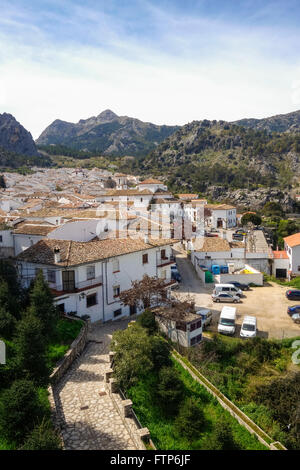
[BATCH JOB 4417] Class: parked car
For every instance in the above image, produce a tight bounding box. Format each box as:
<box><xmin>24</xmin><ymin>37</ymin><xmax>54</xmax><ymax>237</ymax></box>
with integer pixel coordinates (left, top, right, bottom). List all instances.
<box><xmin>235</xmin><ymin>229</ymin><xmax>246</xmax><ymax>235</ymax></box>
<box><xmin>171</xmin><ymin>264</ymin><xmax>178</xmax><ymax>270</ymax></box>
<box><xmin>292</xmin><ymin>313</ymin><xmax>300</xmax><ymax>324</ymax></box>
<box><xmin>205</xmin><ymin>232</ymin><xmax>219</xmax><ymax>237</ymax></box>
<box><xmin>287</xmin><ymin>305</ymin><xmax>300</xmax><ymax>316</ymax></box>
<box><xmin>196</xmin><ymin>308</ymin><xmax>212</xmax><ymax>328</ymax></box>
<box><xmin>232</xmin><ymin>233</ymin><xmax>244</xmax><ymax>241</ymax></box>
<box><xmin>171</xmin><ymin>270</ymin><xmax>182</xmax><ymax>282</ymax></box>
<box><xmin>212</xmin><ymin>292</ymin><xmax>240</xmax><ymax>303</ymax></box>
<box><xmin>240</xmin><ymin>315</ymin><xmax>257</xmax><ymax>338</ymax></box>
<box><xmin>213</xmin><ymin>283</ymin><xmax>243</xmax><ymax>297</ymax></box>
<box><xmin>229</xmin><ymin>281</ymin><xmax>250</xmax><ymax>291</ymax></box>
<box><xmin>286</xmin><ymin>290</ymin><xmax>300</xmax><ymax>300</ymax></box>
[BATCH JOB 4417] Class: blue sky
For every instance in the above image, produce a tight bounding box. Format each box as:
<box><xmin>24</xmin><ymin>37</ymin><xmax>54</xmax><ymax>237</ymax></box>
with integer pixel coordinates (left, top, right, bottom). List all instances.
<box><xmin>0</xmin><ymin>0</ymin><xmax>300</xmax><ymax>138</ymax></box>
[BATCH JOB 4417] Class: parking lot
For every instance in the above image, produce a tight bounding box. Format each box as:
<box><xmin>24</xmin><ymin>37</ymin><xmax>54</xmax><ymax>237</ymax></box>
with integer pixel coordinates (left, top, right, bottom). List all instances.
<box><xmin>173</xmin><ymin>246</ymin><xmax>300</xmax><ymax>339</ymax></box>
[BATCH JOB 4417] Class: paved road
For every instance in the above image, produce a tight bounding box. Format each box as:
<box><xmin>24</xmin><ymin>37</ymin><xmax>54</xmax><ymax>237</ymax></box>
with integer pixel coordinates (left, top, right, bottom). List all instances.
<box><xmin>52</xmin><ymin>319</ymin><xmax>137</xmax><ymax>450</ymax></box>
<box><xmin>172</xmin><ymin>246</ymin><xmax>300</xmax><ymax>339</ymax></box>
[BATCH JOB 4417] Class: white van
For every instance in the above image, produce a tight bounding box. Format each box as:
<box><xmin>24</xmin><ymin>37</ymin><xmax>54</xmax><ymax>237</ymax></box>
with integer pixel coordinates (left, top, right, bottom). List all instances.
<box><xmin>214</xmin><ymin>283</ymin><xmax>242</xmax><ymax>297</ymax></box>
<box><xmin>240</xmin><ymin>316</ymin><xmax>257</xmax><ymax>338</ymax></box>
<box><xmin>218</xmin><ymin>306</ymin><xmax>236</xmax><ymax>336</ymax></box>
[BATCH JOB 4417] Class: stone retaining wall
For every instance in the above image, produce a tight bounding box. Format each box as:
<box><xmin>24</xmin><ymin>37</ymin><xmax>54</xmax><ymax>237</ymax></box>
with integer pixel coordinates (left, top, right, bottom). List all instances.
<box><xmin>50</xmin><ymin>317</ymin><xmax>89</xmax><ymax>384</ymax></box>
<box><xmin>173</xmin><ymin>351</ymin><xmax>287</xmax><ymax>451</ymax></box>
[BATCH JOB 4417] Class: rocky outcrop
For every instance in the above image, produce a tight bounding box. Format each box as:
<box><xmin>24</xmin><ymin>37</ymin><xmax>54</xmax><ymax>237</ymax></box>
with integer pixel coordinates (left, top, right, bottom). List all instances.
<box><xmin>234</xmin><ymin>109</ymin><xmax>300</xmax><ymax>133</ymax></box>
<box><xmin>36</xmin><ymin>109</ymin><xmax>179</xmax><ymax>157</ymax></box>
<box><xmin>206</xmin><ymin>186</ymin><xmax>297</xmax><ymax>212</ymax></box>
<box><xmin>0</xmin><ymin>113</ymin><xmax>39</xmax><ymax>156</ymax></box>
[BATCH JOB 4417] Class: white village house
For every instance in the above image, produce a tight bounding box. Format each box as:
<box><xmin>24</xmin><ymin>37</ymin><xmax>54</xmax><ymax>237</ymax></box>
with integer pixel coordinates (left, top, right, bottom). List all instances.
<box><xmin>16</xmin><ymin>236</ymin><xmax>176</xmax><ymax>323</ymax></box>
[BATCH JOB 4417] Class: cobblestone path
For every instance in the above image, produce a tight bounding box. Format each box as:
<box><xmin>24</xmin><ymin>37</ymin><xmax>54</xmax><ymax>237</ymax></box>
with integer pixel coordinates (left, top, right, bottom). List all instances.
<box><xmin>52</xmin><ymin>319</ymin><xmax>136</xmax><ymax>450</ymax></box>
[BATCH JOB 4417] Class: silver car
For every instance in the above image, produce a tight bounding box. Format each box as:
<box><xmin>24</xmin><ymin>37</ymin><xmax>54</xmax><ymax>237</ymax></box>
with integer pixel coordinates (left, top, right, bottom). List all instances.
<box><xmin>212</xmin><ymin>293</ymin><xmax>240</xmax><ymax>303</ymax></box>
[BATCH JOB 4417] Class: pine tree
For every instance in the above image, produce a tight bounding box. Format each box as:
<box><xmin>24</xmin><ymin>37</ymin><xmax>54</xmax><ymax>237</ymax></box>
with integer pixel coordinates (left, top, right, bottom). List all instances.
<box><xmin>14</xmin><ymin>313</ymin><xmax>49</xmax><ymax>385</ymax></box>
<box><xmin>28</xmin><ymin>270</ymin><xmax>59</xmax><ymax>339</ymax></box>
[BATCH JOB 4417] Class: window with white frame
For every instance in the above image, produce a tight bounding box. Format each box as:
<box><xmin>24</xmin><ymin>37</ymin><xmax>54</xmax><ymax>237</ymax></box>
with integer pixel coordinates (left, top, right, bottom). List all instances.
<box><xmin>113</xmin><ymin>285</ymin><xmax>120</xmax><ymax>297</ymax></box>
<box><xmin>86</xmin><ymin>265</ymin><xmax>95</xmax><ymax>280</ymax></box>
<box><xmin>47</xmin><ymin>269</ymin><xmax>56</xmax><ymax>284</ymax></box>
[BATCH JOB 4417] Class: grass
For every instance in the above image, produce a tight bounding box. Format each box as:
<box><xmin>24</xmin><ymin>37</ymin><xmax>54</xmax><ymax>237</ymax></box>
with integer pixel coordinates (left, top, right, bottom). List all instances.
<box><xmin>127</xmin><ymin>357</ymin><xmax>267</xmax><ymax>450</ymax></box>
<box><xmin>46</xmin><ymin>318</ymin><xmax>84</xmax><ymax>367</ymax></box>
<box><xmin>264</xmin><ymin>273</ymin><xmax>300</xmax><ymax>289</ymax></box>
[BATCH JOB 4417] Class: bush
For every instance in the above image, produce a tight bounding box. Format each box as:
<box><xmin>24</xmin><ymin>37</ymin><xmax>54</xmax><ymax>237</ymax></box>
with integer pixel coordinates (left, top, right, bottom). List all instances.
<box><xmin>0</xmin><ymin>308</ymin><xmax>16</xmax><ymax>339</ymax></box>
<box><xmin>111</xmin><ymin>324</ymin><xmax>153</xmax><ymax>389</ymax></box>
<box><xmin>0</xmin><ymin>379</ymin><xmax>45</xmax><ymax>443</ymax></box>
<box><xmin>157</xmin><ymin>366</ymin><xmax>185</xmax><ymax>416</ymax></box>
<box><xmin>21</xmin><ymin>419</ymin><xmax>62</xmax><ymax>450</ymax></box>
<box><xmin>202</xmin><ymin>416</ymin><xmax>238</xmax><ymax>450</ymax></box>
<box><xmin>150</xmin><ymin>336</ymin><xmax>171</xmax><ymax>370</ymax></box>
<box><xmin>137</xmin><ymin>310</ymin><xmax>157</xmax><ymax>335</ymax></box>
<box><xmin>174</xmin><ymin>397</ymin><xmax>205</xmax><ymax>439</ymax></box>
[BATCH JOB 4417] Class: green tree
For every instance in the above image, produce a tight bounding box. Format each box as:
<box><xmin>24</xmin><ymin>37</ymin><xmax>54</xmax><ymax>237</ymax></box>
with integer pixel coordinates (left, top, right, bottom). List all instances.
<box><xmin>14</xmin><ymin>314</ymin><xmax>49</xmax><ymax>385</ymax></box>
<box><xmin>174</xmin><ymin>397</ymin><xmax>205</xmax><ymax>439</ymax></box>
<box><xmin>157</xmin><ymin>366</ymin><xmax>185</xmax><ymax>416</ymax></box>
<box><xmin>0</xmin><ymin>175</ymin><xmax>6</xmax><ymax>188</ymax></box>
<box><xmin>241</xmin><ymin>213</ymin><xmax>262</xmax><ymax>227</ymax></box>
<box><xmin>28</xmin><ymin>270</ymin><xmax>59</xmax><ymax>339</ymax></box>
<box><xmin>202</xmin><ymin>416</ymin><xmax>238</xmax><ymax>450</ymax></box>
<box><xmin>150</xmin><ymin>336</ymin><xmax>171</xmax><ymax>370</ymax></box>
<box><xmin>0</xmin><ymin>379</ymin><xmax>45</xmax><ymax>444</ymax></box>
<box><xmin>137</xmin><ymin>309</ymin><xmax>157</xmax><ymax>335</ymax></box>
<box><xmin>111</xmin><ymin>323</ymin><xmax>153</xmax><ymax>389</ymax></box>
<box><xmin>21</xmin><ymin>418</ymin><xmax>62</xmax><ymax>450</ymax></box>
<box><xmin>262</xmin><ymin>201</ymin><xmax>284</xmax><ymax>218</ymax></box>
<box><xmin>0</xmin><ymin>306</ymin><xmax>16</xmax><ymax>339</ymax></box>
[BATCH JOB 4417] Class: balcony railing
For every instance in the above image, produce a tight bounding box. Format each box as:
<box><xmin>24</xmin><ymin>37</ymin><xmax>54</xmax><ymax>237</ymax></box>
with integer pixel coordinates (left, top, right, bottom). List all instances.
<box><xmin>157</xmin><ymin>256</ymin><xmax>175</xmax><ymax>268</ymax></box>
<box><xmin>50</xmin><ymin>275</ymin><xmax>103</xmax><ymax>295</ymax></box>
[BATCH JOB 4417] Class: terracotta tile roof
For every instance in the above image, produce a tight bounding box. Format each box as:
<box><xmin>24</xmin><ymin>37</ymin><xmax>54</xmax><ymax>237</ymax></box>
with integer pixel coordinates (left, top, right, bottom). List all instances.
<box><xmin>13</xmin><ymin>224</ymin><xmax>57</xmax><ymax>236</ymax></box>
<box><xmin>103</xmin><ymin>189</ymin><xmax>153</xmax><ymax>196</ymax></box>
<box><xmin>16</xmin><ymin>236</ymin><xmax>177</xmax><ymax>267</ymax></box>
<box><xmin>177</xmin><ymin>194</ymin><xmax>199</xmax><ymax>199</ymax></box>
<box><xmin>139</xmin><ymin>179</ymin><xmax>163</xmax><ymax>185</ymax></box>
<box><xmin>284</xmin><ymin>233</ymin><xmax>300</xmax><ymax>248</ymax></box>
<box><xmin>273</xmin><ymin>250</ymin><xmax>289</xmax><ymax>259</ymax></box>
<box><xmin>193</xmin><ymin>237</ymin><xmax>230</xmax><ymax>252</ymax></box>
<box><xmin>205</xmin><ymin>204</ymin><xmax>236</xmax><ymax>210</ymax></box>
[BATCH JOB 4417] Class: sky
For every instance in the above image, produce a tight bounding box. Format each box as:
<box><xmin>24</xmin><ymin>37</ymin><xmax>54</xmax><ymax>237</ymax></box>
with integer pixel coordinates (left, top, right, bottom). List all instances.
<box><xmin>0</xmin><ymin>0</ymin><xmax>300</xmax><ymax>139</ymax></box>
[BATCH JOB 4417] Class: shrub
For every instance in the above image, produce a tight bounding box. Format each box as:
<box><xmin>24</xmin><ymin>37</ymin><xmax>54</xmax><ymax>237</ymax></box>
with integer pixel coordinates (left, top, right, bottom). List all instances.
<box><xmin>137</xmin><ymin>310</ymin><xmax>157</xmax><ymax>335</ymax></box>
<box><xmin>202</xmin><ymin>416</ymin><xmax>238</xmax><ymax>450</ymax></box>
<box><xmin>157</xmin><ymin>366</ymin><xmax>185</xmax><ymax>416</ymax></box>
<box><xmin>0</xmin><ymin>379</ymin><xmax>45</xmax><ymax>443</ymax></box>
<box><xmin>150</xmin><ymin>336</ymin><xmax>172</xmax><ymax>370</ymax></box>
<box><xmin>174</xmin><ymin>397</ymin><xmax>205</xmax><ymax>439</ymax></box>
<box><xmin>21</xmin><ymin>419</ymin><xmax>62</xmax><ymax>450</ymax></box>
<box><xmin>111</xmin><ymin>324</ymin><xmax>153</xmax><ymax>389</ymax></box>
<box><xmin>0</xmin><ymin>308</ymin><xmax>16</xmax><ymax>339</ymax></box>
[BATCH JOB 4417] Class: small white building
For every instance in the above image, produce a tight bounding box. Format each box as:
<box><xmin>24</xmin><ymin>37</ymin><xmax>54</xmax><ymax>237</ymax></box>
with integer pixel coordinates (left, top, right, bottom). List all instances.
<box><xmin>284</xmin><ymin>233</ymin><xmax>300</xmax><ymax>277</ymax></box>
<box><xmin>137</xmin><ymin>179</ymin><xmax>167</xmax><ymax>193</ymax></box>
<box><xmin>206</xmin><ymin>204</ymin><xmax>237</xmax><ymax>229</ymax></box>
<box><xmin>154</xmin><ymin>306</ymin><xmax>203</xmax><ymax>347</ymax></box>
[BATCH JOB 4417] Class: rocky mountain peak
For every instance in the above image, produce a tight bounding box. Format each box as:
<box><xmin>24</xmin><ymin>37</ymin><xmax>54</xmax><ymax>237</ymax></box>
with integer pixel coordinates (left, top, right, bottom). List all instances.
<box><xmin>0</xmin><ymin>112</ymin><xmax>39</xmax><ymax>156</ymax></box>
<box><xmin>97</xmin><ymin>109</ymin><xmax>118</xmax><ymax>121</ymax></box>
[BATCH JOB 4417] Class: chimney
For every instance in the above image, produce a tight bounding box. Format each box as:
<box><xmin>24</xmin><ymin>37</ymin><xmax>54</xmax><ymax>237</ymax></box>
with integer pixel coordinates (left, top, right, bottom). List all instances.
<box><xmin>144</xmin><ymin>235</ymin><xmax>149</xmax><ymax>244</ymax></box>
<box><xmin>54</xmin><ymin>247</ymin><xmax>61</xmax><ymax>263</ymax></box>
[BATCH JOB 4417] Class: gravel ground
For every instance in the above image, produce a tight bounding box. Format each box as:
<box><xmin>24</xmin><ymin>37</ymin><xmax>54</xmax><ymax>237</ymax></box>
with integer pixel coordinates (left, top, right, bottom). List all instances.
<box><xmin>172</xmin><ymin>245</ymin><xmax>300</xmax><ymax>340</ymax></box>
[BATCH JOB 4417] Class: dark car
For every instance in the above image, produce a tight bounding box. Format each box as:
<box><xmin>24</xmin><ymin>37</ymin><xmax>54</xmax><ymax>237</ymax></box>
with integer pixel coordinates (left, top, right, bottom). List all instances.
<box><xmin>232</xmin><ymin>233</ymin><xmax>244</xmax><ymax>241</ymax></box>
<box><xmin>287</xmin><ymin>305</ymin><xmax>300</xmax><ymax>316</ymax></box>
<box><xmin>171</xmin><ymin>270</ymin><xmax>182</xmax><ymax>282</ymax></box>
<box><xmin>286</xmin><ymin>290</ymin><xmax>300</xmax><ymax>300</ymax></box>
<box><xmin>230</xmin><ymin>281</ymin><xmax>250</xmax><ymax>291</ymax></box>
